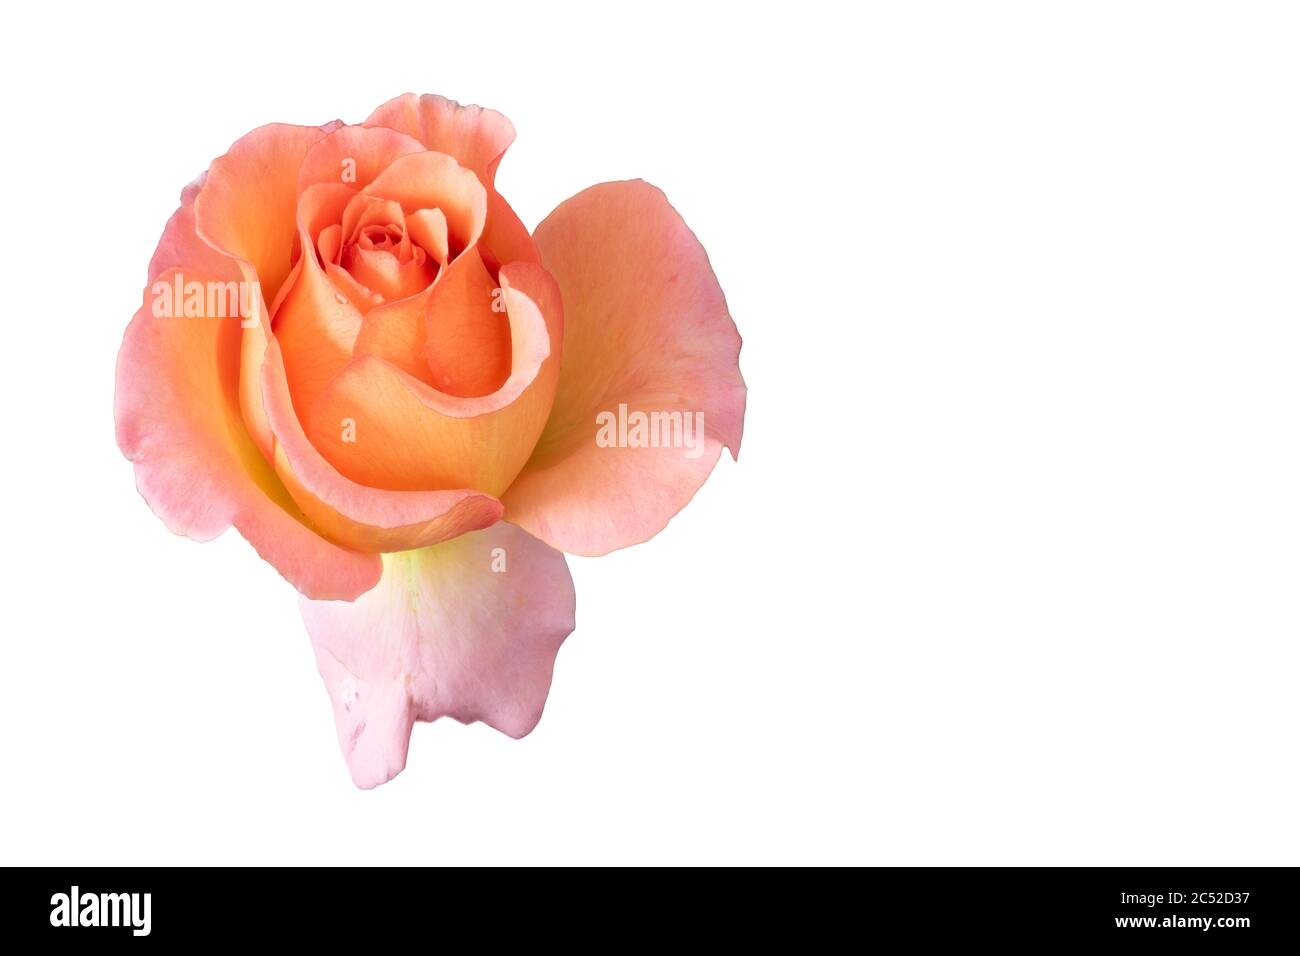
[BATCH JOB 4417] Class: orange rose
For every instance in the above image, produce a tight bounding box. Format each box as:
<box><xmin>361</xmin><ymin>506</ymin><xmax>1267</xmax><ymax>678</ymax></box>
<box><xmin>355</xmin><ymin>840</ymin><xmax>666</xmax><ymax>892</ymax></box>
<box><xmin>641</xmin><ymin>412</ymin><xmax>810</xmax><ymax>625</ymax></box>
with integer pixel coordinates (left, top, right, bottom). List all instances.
<box><xmin>115</xmin><ymin>94</ymin><xmax>745</xmax><ymax>787</ymax></box>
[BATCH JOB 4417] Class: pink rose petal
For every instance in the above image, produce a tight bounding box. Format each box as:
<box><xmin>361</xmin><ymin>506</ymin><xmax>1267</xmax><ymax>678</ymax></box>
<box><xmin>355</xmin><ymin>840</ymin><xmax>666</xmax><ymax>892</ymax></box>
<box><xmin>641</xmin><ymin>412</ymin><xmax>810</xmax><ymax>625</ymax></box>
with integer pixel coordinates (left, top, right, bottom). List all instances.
<box><xmin>302</xmin><ymin>522</ymin><xmax>576</xmax><ymax>788</ymax></box>
<box><xmin>503</xmin><ymin>180</ymin><xmax>747</xmax><ymax>555</ymax></box>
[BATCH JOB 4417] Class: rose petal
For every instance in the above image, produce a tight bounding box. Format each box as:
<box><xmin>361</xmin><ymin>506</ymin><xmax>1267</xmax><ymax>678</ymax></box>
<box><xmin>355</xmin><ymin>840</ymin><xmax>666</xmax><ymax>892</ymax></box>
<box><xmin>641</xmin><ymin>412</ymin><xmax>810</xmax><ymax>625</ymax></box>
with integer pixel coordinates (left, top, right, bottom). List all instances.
<box><xmin>365</xmin><ymin>95</ymin><xmax>538</xmax><ymax>270</ymax></box>
<box><xmin>480</xmin><ymin>191</ymin><xmax>541</xmax><ymax>273</ymax></box>
<box><xmin>302</xmin><ymin>521</ymin><xmax>576</xmax><ymax>788</ymax></box>
<box><xmin>307</xmin><ymin>262</ymin><xmax>562</xmax><ymax>494</ymax></box>
<box><xmin>148</xmin><ymin>174</ymin><xmax>235</xmax><ymax>283</ymax></box>
<box><xmin>192</xmin><ymin>122</ymin><xmax>335</xmax><ymax>459</ymax></box>
<box><xmin>344</xmin><ymin>245</ymin><xmax>435</xmax><ymax>302</ymax></box>
<box><xmin>502</xmin><ymin>180</ymin><xmax>746</xmax><ymax>555</ymax></box>
<box><xmin>254</xmin><ymin>334</ymin><xmax>503</xmax><ymax>553</ymax></box>
<box><xmin>273</xmin><ymin>183</ymin><xmax>365</xmax><ymax>420</ymax></box>
<box><xmin>422</xmin><ymin>247</ymin><xmax>511</xmax><ymax>397</ymax></box>
<box><xmin>193</xmin><ymin>122</ymin><xmax>333</xmax><ymax>304</ymax></box>
<box><xmin>340</xmin><ymin>194</ymin><xmax>402</xmax><ymax>250</ymax></box>
<box><xmin>295</xmin><ymin>124</ymin><xmax>425</xmax><ymax>197</ymax></box>
<box><xmin>365</xmin><ymin>93</ymin><xmax>515</xmax><ymax>189</ymax></box>
<box><xmin>348</xmin><ymin>207</ymin><xmax>453</xmax><ymax>384</ymax></box>
<box><xmin>325</xmin><ymin>261</ymin><xmax>383</xmax><ymax>314</ymax></box>
<box><xmin>360</xmin><ymin>150</ymin><xmax>487</xmax><ymax>255</ymax></box>
<box><xmin>350</xmin><ymin>284</ymin><xmax>439</xmax><ymax>385</ymax></box>
<box><xmin>406</xmin><ymin>207</ymin><xmax>450</xmax><ymax>263</ymax></box>
<box><xmin>116</xmin><ymin>270</ymin><xmax>381</xmax><ymax>600</ymax></box>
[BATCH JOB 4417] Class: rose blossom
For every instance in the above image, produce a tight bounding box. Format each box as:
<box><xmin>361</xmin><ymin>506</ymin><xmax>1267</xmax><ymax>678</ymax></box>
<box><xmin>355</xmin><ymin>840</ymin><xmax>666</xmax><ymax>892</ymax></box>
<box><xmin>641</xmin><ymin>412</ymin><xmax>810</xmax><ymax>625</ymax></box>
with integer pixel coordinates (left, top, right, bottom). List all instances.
<box><xmin>115</xmin><ymin>93</ymin><xmax>746</xmax><ymax>787</ymax></box>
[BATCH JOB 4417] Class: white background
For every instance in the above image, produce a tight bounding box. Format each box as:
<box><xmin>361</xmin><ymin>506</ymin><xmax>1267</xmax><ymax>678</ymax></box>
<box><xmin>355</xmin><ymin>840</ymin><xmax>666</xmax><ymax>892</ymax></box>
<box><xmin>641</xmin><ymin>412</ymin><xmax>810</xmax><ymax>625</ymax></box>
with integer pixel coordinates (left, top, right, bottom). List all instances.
<box><xmin>1</xmin><ymin>1</ymin><xmax>1297</xmax><ymax>865</ymax></box>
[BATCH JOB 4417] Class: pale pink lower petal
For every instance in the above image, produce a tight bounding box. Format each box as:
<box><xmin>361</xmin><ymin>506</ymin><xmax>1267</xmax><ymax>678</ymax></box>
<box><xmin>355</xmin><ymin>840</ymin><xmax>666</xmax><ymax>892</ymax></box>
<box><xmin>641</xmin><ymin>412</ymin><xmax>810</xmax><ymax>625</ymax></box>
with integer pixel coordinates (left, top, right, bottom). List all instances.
<box><xmin>302</xmin><ymin>522</ymin><xmax>576</xmax><ymax>788</ymax></box>
<box><xmin>502</xmin><ymin>180</ymin><xmax>746</xmax><ymax>555</ymax></box>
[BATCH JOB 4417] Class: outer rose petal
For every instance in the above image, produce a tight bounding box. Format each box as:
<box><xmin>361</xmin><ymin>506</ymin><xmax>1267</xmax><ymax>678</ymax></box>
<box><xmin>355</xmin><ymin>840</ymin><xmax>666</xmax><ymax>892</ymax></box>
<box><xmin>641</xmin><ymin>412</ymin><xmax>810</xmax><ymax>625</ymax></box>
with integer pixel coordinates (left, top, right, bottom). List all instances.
<box><xmin>148</xmin><ymin>174</ymin><xmax>234</xmax><ymax>283</ymax></box>
<box><xmin>258</xmin><ymin>335</ymin><xmax>504</xmax><ymax>553</ymax></box>
<box><xmin>193</xmin><ymin>122</ymin><xmax>334</xmax><ymax>303</ymax></box>
<box><xmin>191</xmin><ymin>121</ymin><xmax>336</xmax><ymax>460</ymax></box>
<box><xmin>365</xmin><ymin>94</ymin><xmax>539</xmax><ymax>270</ymax></box>
<box><xmin>116</xmin><ymin>270</ymin><xmax>381</xmax><ymax>601</ymax></box>
<box><xmin>295</xmin><ymin>123</ymin><xmax>425</xmax><ymax>196</ymax></box>
<box><xmin>365</xmin><ymin>93</ymin><xmax>515</xmax><ymax>188</ymax></box>
<box><xmin>302</xmin><ymin>522</ymin><xmax>576</xmax><ymax>788</ymax></box>
<box><xmin>502</xmin><ymin>180</ymin><xmax>747</xmax><ymax>555</ymax></box>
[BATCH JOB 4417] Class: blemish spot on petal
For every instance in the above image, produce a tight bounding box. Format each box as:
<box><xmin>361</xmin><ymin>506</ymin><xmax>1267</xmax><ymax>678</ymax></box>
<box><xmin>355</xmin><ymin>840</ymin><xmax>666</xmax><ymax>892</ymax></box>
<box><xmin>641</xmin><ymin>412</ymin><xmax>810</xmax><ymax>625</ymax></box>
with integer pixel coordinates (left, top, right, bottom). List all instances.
<box><xmin>348</xmin><ymin>720</ymin><xmax>367</xmax><ymax>754</ymax></box>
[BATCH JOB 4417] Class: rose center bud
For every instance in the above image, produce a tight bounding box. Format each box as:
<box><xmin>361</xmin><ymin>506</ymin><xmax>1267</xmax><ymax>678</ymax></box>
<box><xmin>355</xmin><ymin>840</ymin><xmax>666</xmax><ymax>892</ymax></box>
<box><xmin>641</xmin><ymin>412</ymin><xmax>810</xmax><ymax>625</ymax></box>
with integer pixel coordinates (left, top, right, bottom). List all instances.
<box><xmin>339</xmin><ymin>212</ymin><xmax>438</xmax><ymax>304</ymax></box>
<box><xmin>357</xmin><ymin>223</ymin><xmax>402</xmax><ymax>252</ymax></box>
